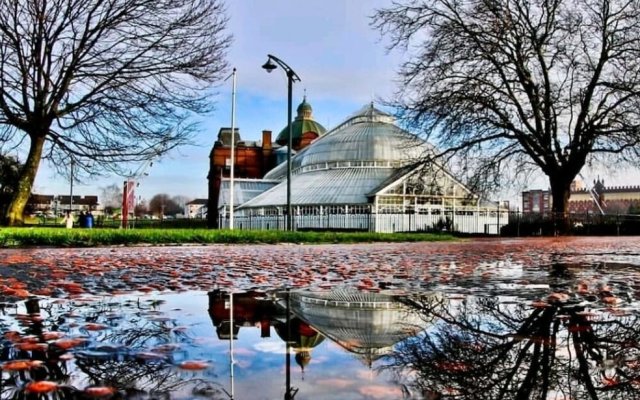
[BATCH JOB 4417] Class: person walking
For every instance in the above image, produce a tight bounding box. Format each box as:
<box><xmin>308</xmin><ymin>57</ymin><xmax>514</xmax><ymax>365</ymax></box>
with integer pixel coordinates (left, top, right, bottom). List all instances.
<box><xmin>79</xmin><ymin>211</ymin><xmax>87</xmax><ymax>228</ymax></box>
<box><xmin>62</xmin><ymin>211</ymin><xmax>74</xmax><ymax>229</ymax></box>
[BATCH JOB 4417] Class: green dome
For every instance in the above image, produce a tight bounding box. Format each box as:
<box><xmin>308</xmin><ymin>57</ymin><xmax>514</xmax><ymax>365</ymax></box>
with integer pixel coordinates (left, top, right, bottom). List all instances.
<box><xmin>276</xmin><ymin>119</ymin><xmax>327</xmax><ymax>145</ymax></box>
<box><xmin>276</xmin><ymin>97</ymin><xmax>326</xmax><ymax>146</ymax></box>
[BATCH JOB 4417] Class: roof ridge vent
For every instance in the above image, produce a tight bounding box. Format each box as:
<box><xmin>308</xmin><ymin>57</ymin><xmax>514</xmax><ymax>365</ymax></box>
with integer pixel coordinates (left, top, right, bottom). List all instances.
<box><xmin>331</xmin><ymin>104</ymin><xmax>395</xmax><ymax>132</ymax></box>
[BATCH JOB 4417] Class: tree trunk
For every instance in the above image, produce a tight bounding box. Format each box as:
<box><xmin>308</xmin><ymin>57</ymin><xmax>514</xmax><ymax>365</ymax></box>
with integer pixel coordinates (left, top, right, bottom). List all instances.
<box><xmin>4</xmin><ymin>135</ymin><xmax>46</xmax><ymax>226</ymax></box>
<box><xmin>549</xmin><ymin>176</ymin><xmax>572</xmax><ymax>235</ymax></box>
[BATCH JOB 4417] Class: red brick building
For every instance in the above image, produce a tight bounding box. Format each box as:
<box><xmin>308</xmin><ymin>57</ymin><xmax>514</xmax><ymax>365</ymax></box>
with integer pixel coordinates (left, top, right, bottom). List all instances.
<box><xmin>521</xmin><ymin>189</ymin><xmax>551</xmax><ymax>214</ymax></box>
<box><xmin>522</xmin><ymin>178</ymin><xmax>640</xmax><ymax>215</ymax></box>
<box><xmin>207</xmin><ymin>98</ymin><xmax>327</xmax><ymax>228</ymax></box>
<box><xmin>570</xmin><ymin>182</ymin><xmax>640</xmax><ymax>214</ymax></box>
<box><xmin>207</xmin><ymin>128</ymin><xmax>276</xmax><ymax>227</ymax></box>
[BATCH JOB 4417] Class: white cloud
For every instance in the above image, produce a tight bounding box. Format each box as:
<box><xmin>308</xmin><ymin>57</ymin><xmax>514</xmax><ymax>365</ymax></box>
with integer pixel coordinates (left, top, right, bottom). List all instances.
<box><xmin>253</xmin><ymin>340</ymin><xmax>287</xmax><ymax>354</ymax></box>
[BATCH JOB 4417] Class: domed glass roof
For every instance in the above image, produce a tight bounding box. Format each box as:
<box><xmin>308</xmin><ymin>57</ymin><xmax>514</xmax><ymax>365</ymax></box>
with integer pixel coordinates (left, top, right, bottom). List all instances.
<box><xmin>238</xmin><ymin>104</ymin><xmax>434</xmax><ymax>208</ymax></box>
<box><xmin>296</xmin><ymin>105</ymin><xmax>426</xmax><ymax>168</ymax></box>
<box><xmin>264</xmin><ymin>104</ymin><xmax>429</xmax><ymax>180</ymax></box>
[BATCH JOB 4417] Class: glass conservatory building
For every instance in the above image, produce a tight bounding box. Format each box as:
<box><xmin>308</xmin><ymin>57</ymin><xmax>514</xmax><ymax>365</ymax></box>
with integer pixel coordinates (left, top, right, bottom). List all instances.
<box><xmin>220</xmin><ymin>105</ymin><xmax>508</xmax><ymax>233</ymax></box>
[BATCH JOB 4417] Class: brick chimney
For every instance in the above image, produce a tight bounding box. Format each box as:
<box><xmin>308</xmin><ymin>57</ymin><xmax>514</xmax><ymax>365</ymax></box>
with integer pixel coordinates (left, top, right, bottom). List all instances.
<box><xmin>262</xmin><ymin>130</ymin><xmax>272</xmax><ymax>150</ymax></box>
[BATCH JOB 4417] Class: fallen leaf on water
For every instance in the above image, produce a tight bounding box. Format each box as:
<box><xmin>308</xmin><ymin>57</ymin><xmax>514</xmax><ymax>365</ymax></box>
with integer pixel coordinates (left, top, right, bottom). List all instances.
<box><xmin>1</xmin><ymin>360</ymin><xmax>43</xmax><ymax>371</ymax></box>
<box><xmin>15</xmin><ymin>342</ymin><xmax>48</xmax><ymax>352</ymax></box>
<box><xmin>84</xmin><ymin>386</ymin><xmax>116</xmax><ymax>398</ymax></box>
<box><xmin>83</xmin><ymin>323</ymin><xmax>108</xmax><ymax>331</ymax></box>
<box><xmin>177</xmin><ymin>360</ymin><xmax>210</xmax><ymax>370</ymax></box>
<box><xmin>25</xmin><ymin>381</ymin><xmax>58</xmax><ymax>394</ymax></box>
<box><xmin>52</xmin><ymin>338</ymin><xmax>87</xmax><ymax>350</ymax></box>
<box><xmin>42</xmin><ymin>331</ymin><xmax>66</xmax><ymax>341</ymax></box>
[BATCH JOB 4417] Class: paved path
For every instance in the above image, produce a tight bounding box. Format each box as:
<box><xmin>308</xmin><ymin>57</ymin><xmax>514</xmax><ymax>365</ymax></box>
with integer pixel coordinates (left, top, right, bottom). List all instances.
<box><xmin>0</xmin><ymin>237</ymin><xmax>639</xmax><ymax>303</ymax></box>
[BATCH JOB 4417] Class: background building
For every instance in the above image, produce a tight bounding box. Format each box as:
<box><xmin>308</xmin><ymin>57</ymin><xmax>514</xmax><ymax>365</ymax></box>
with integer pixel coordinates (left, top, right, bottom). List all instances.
<box><xmin>185</xmin><ymin>198</ymin><xmax>208</xmax><ymax>219</ymax></box>
<box><xmin>521</xmin><ymin>189</ymin><xmax>552</xmax><ymax>214</ymax></box>
<box><xmin>27</xmin><ymin>194</ymin><xmax>100</xmax><ymax>216</ymax></box>
<box><xmin>568</xmin><ymin>178</ymin><xmax>640</xmax><ymax>214</ymax></box>
<box><xmin>522</xmin><ymin>178</ymin><xmax>640</xmax><ymax>215</ymax></box>
<box><xmin>274</xmin><ymin>96</ymin><xmax>327</xmax><ymax>152</ymax></box>
<box><xmin>207</xmin><ymin>128</ymin><xmax>276</xmax><ymax>227</ymax></box>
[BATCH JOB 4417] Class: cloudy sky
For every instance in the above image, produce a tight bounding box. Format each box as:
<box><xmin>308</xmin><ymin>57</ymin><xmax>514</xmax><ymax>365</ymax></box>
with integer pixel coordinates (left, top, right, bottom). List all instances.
<box><xmin>34</xmin><ymin>0</ymin><xmax>402</xmax><ymax>202</ymax></box>
<box><xmin>33</xmin><ymin>0</ymin><xmax>637</xmax><ymax>205</ymax></box>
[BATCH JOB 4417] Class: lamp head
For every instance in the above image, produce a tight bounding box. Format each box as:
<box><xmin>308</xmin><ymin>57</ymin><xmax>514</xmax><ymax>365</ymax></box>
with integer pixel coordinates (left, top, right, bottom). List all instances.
<box><xmin>262</xmin><ymin>58</ymin><xmax>277</xmax><ymax>73</ymax></box>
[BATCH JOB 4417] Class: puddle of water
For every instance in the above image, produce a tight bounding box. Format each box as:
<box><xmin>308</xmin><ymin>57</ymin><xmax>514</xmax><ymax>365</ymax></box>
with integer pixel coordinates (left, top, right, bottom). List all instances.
<box><xmin>2</xmin><ymin>238</ymin><xmax>640</xmax><ymax>399</ymax></box>
<box><xmin>1</xmin><ymin>290</ymin><xmax>417</xmax><ymax>400</ymax></box>
<box><xmin>2</xmin><ymin>283</ymin><xmax>640</xmax><ymax>399</ymax></box>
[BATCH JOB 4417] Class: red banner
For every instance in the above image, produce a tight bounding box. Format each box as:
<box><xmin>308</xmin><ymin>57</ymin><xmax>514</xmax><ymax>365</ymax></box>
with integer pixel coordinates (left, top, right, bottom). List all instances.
<box><xmin>126</xmin><ymin>180</ymin><xmax>135</xmax><ymax>211</ymax></box>
<box><xmin>122</xmin><ymin>180</ymin><xmax>136</xmax><ymax>228</ymax></box>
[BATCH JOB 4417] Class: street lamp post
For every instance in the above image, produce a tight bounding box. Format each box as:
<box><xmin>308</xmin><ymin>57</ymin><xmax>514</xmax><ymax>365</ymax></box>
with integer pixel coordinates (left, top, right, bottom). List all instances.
<box><xmin>262</xmin><ymin>54</ymin><xmax>300</xmax><ymax>231</ymax></box>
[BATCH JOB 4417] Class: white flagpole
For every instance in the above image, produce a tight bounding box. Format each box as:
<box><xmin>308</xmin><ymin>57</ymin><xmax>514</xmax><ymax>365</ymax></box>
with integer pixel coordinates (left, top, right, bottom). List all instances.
<box><xmin>229</xmin><ymin>68</ymin><xmax>237</xmax><ymax>229</ymax></box>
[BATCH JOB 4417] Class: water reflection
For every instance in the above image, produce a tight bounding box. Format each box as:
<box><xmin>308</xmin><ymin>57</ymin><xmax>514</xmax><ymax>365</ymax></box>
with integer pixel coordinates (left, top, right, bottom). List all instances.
<box><xmin>207</xmin><ymin>289</ymin><xmax>325</xmax><ymax>399</ymax></box>
<box><xmin>1</xmin><ymin>296</ymin><xmax>225</xmax><ymax>400</ymax></box>
<box><xmin>384</xmin><ymin>294</ymin><xmax>640</xmax><ymax>399</ymax></box>
<box><xmin>2</xmin><ymin>282</ymin><xmax>640</xmax><ymax>399</ymax></box>
<box><xmin>285</xmin><ymin>290</ymin><xmax>433</xmax><ymax>367</ymax></box>
<box><xmin>207</xmin><ymin>288</ymin><xmax>437</xmax><ymax>399</ymax></box>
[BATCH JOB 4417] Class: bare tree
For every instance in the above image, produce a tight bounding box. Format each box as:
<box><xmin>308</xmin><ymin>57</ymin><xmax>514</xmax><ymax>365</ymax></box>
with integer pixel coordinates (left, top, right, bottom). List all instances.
<box><xmin>134</xmin><ymin>199</ymin><xmax>148</xmax><ymax>217</ymax></box>
<box><xmin>171</xmin><ymin>195</ymin><xmax>191</xmax><ymax>216</ymax></box>
<box><xmin>0</xmin><ymin>0</ymin><xmax>230</xmax><ymax>225</ymax></box>
<box><xmin>100</xmin><ymin>183</ymin><xmax>121</xmax><ymax>215</ymax></box>
<box><xmin>388</xmin><ymin>292</ymin><xmax>640</xmax><ymax>399</ymax></box>
<box><xmin>373</xmin><ymin>0</ymin><xmax>640</xmax><ymax>228</ymax></box>
<box><xmin>149</xmin><ymin>193</ymin><xmax>180</xmax><ymax>217</ymax></box>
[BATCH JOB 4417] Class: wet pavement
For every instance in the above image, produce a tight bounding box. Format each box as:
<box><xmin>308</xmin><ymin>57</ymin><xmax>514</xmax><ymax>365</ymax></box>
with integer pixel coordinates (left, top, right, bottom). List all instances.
<box><xmin>0</xmin><ymin>237</ymin><xmax>640</xmax><ymax>399</ymax></box>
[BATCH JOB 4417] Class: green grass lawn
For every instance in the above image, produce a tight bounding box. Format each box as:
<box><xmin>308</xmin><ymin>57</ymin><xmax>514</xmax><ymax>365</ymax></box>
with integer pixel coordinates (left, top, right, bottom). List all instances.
<box><xmin>0</xmin><ymin>227</ymin><xmax>455</xmax><ymax>247</ymax></box>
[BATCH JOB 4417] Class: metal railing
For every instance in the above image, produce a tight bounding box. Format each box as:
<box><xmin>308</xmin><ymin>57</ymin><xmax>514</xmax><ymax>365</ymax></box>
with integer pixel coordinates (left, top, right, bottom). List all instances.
<box><xmin>27</xmin><ymin>216</ymin><xmax>209</xmax><ymax>229</ymax></box>
<box><xmin>220</xmin><ymin>211</ymin><xmax>640</xmax><ymax>236</ymax></box>
<box><xmin>219</xmin><ymin>210</ymin><xmax>510</xmax><ymax>234</ymax></box>
<box><xmin>502</xmin><ymin>211</ymin><xmax>640</xmax><ymax>236</ymax></box>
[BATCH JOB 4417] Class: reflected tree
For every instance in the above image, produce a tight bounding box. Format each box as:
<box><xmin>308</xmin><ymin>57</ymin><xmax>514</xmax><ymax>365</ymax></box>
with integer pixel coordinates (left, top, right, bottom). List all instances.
<box><xmin>74</xmin><ymin>357</ymin><xmax>186</xmax><ymax>398</ymax></box>
<box><xmin>386</xmin><ymin>295</ymin><xmax>640</xmax><ymax>399</ymax></box>
<box><xmin>73</xmin><ymin>304</ymin><xmax>204</xmax><ymax>397</ymax></box>
<box><xmin>1</xmin><ymin>301</ymin><xmax>74</xmax><ymax>399</ymax></box>
<box><xmin>0</xmin><ymin>298</ymin><xmax>225</xmax><ymax>400</ymax></box>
